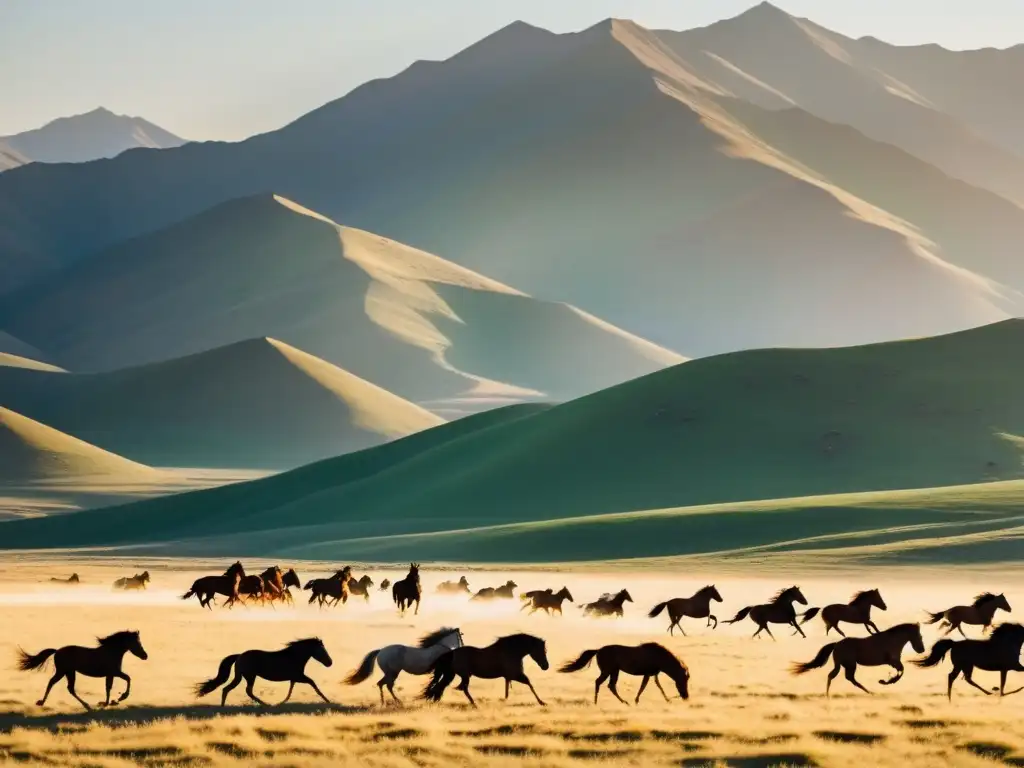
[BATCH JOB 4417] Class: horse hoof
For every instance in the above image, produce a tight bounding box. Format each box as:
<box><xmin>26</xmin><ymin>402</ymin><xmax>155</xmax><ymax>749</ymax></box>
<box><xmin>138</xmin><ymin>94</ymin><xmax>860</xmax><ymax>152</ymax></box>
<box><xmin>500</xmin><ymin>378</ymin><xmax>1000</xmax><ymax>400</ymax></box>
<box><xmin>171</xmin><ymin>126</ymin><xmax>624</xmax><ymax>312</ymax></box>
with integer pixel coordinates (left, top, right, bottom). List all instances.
<box><xmin>35</xmin><ymin>700</ymin><xmax>45</xmax><ymax>707</ymax></box>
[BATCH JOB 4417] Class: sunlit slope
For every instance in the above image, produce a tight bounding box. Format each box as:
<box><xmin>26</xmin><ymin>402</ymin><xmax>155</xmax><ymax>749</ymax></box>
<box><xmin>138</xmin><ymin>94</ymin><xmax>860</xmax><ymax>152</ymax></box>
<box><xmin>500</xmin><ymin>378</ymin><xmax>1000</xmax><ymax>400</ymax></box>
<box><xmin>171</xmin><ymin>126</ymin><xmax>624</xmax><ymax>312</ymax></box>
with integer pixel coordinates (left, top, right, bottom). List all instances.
<box><xmin>0</xmin><ymin>337</ymin><xmax>444</xmax><ymax>469</ymax></box>
<box><xmin>3</xmin><ymin>194</ymin><xmax>680</xmax><ymax>408</ymax></box>
<box><xmin>0</xmin><ymin>406</ymin><xmax>161</xmax><ymax>484</ymax></box>
<box><xmin>3</xmin><ymin>321</ymin><xmax>1024</xmax><ymax>554</ymax></box>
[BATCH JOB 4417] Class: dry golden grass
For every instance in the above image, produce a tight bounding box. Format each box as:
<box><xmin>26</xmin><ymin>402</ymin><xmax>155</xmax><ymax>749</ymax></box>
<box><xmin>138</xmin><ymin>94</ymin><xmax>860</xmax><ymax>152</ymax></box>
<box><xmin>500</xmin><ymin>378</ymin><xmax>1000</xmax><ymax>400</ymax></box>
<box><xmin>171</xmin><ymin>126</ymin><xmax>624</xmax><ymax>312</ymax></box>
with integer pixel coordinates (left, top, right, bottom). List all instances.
<box><xmin>2</xmin><ymin>559</ymin><xmax>1024</xmax><ymax>767</ymax></box>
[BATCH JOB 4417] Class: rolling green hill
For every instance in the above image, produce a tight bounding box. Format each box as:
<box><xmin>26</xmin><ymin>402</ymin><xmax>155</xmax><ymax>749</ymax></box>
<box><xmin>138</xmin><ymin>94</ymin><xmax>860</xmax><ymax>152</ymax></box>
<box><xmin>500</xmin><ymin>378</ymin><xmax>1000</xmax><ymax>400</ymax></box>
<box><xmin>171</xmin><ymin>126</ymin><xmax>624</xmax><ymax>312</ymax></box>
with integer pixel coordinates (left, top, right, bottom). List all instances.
<box><xmin>3</xmin><ymin>321</ymin><xmax>1024</xmax><ymax>562</ymax></box>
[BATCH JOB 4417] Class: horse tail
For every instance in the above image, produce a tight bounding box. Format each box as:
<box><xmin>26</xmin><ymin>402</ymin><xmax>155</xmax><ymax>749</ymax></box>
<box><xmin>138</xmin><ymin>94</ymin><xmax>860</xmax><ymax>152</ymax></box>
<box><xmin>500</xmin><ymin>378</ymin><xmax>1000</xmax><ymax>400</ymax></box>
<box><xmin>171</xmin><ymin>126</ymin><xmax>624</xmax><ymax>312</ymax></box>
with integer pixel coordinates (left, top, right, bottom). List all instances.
<box><xmin>559</xmin><ymin>649</ymin><xmax>599</xmax><ymax>673</ymax></box>
<box><xmin>420</xmin><ymin>650</ymin><xmax>455</xmax><ymax>702</ymax></box>
<box><xmin>17</xmin><ymin>648</ymin><xmax>56</xmax><ymax>672</ymax></box>
<box><xmin>307</xmin><ymin>589</ymin><xmax>319</xmax><ymax>605</ymax></box>
<box><xmin>790</xmin><ymin>643</ymin><xmax>837</xmax><ymax>675</ymax></box>
<box><xmin>648</xmin><ymin>602</ymin><xmax>668</xmax><ymax>619</ymax></box>
<box><xmin>181</xmin><ymin>587</ymin><xmax>196</xmax><ymax>601</ymax></box>
<box><xmin>194</xmin><ymin>654</ymin><xmax>239</xmax><ymax>696</ymax></box>
<box><xmin>724</xmin><ymin>606</ymin><xmax>753</xmax><ymax>624</ymax></box>
<box><xmin>344</xmin><ymin>649</ymin><xmax>380</xmax><ymax>685</ymax></box>
<box><xmin>800</xmin><ymin>607</ymin><xmax>820</xmax><ymax>625</ymax></box>
<box><xmin>913</xmin><ymin>639</ymin><xmax>955</xmax><ymax>668</ymax></box>
<box><xmin>924</xmin><ymin>610</ymin><xmax>946</xmax><ymax>625</ymax></box>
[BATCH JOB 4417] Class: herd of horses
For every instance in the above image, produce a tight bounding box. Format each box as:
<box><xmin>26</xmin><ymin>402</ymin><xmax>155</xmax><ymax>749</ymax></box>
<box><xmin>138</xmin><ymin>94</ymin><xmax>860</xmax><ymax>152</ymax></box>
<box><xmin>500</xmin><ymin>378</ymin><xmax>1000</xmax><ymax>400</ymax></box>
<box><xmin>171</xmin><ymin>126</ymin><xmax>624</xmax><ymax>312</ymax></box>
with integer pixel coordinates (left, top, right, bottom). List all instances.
<box><xmin>20</xmin><ymin>567</ymin><xmax>1023</xmax><ymax>711</ymax></box>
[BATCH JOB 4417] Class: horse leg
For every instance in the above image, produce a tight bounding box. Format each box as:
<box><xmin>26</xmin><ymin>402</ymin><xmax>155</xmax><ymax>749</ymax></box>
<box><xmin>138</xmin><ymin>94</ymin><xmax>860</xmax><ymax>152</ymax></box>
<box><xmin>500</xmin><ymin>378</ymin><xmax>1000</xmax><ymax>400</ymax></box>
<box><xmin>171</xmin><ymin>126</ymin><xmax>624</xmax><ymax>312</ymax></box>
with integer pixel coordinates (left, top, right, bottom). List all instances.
<box><xmin>244</xmin><ymin>675</ymin><xmax>271</xmax><ymax>706</ymax></box>
<box><xmin>999</xmin><ymin>670</ymin><xmax>1008</xmax><ymax>696</ymax></box>
<box><xmin>791</xmin><ymin>620</ymin><xmax>807</xmax><ymax>638</ymax></box>
<box><xmin>37</xmin><ymin>669</ymin><xmax>65</xmax><ymax>706</ymax></box>
<box><xmin>635</xmin><ymin>675</ymin><xmax>650</xmax><ymax>704</ymax></box>
<box><xmin>515</xmin><ymin>673</ymin><xmax>545</xmax><ymax>706</ymax></box>
<box><xmin>830</xmin><ymin>623</ymin><xmax>846</xmax><ymax>638</ymax></box>
<box><xmin>708</xmin><ymin>614</ymin><xmax>718</xmax><ymax>629</ymax></box>
<box><xmin>114</xmin><ymin>671</ymin><xmax>131</xmax><ymax>703</ymax></box>
<box><xmin>504</xmin><ymin>679</ymin><xmax>511</xmax><ymax>699</ymax></box>
<box><xmin>221</xmin><ymin>667</ymin><xmax>244</xmax><ymax>706</ymax></box>
<box><xmin>376</xmin><ymin>675</ymin><xmax>387</xmax><ymax>706</ymax></box>
<box><xmin>456</xmin><ymin>675</ymin><xmax>476</xmax><ymax>707</ymax></box>
<box><xmin>867</xmin><ymin>621</ymin><xmax>880</xmax><ymax>634</ymax></box>
<box><xmin>280</xmin><ymin>681</ymin><xmax>295</xmax><ymax>704</ymax></box>
<box><xmin>879</xmin><ymin>661</ymin><xmax>904</xmax><ymax>686</ymax></box>
<box><xmin>607</xmin><ymin>670</ymin><xmax>628</xmax><ymax>705</ymax></box>
<box><xmin>99</xmin><ymin>676</ymin><xmax>113</xmax><ymax>707</ymax></box>
<box><xmin>762</xmin><ymin>624</ymin><xmax>777</xmax><ymax>641</ymax></box>
<box><xmin>594</xmin><ymin>671</ymin><xmax>609</xmax><ymax>704</ymax></box>
<box><xmin>65</xmin><ymin>671</ymin><xmax>91</xmax><ymax>711</ymax></box>
<box><xmin>947</xmin><ymin>666</ymin><xmax>961</xmax><ymax>701</ymax></box>
<box><xmin>962</xmin><ymin>665</ymin><xmax>992</xmax><ymax>696</ymax></box>
<box><xmin>414</xmin><ymin>597</ymin><xmax>420</xmax><ymax>615</ymax></box>
<box><xmin>955</xmin><ymin>623</ymin><xmax>967</xmax><ymax>640</ymax></box>
<box><xmin>653</xmin><ymin>675</ymin><xmax>671</xmax><ymax>702</ymax></box>
<box><xmin>825</xmin><ymin>658</ymin><xmax>841</xmax><ymax>698</ymax></box>
<box><xmin>843</xmin><ymin>663</ymin><xmax>871</xmax><ymax>695</ymax></box>
<box><xmin>299</xmin><ymin>674</ymin><xmax>331</xmax><ymax>704</ymax></box>
<box><xmin>386</xmin><ymin>676</ymin><xmax>402</xmax><ymax>705</ymax></box>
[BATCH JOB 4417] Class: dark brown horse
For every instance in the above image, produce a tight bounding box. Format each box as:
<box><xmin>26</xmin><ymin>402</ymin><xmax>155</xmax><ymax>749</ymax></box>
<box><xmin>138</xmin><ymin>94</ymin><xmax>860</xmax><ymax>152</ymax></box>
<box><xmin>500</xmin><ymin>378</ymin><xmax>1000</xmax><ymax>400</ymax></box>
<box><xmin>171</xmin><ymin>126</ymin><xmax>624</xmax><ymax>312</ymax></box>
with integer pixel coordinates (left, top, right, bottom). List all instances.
<box><xmin>925</xmin><ymin>593</ymin><xmax>1011</xmax><ymax>638</ymax></box>
<box><xmin>791</xmin><ymin>623</ymin><xmax>924</xmax><ymax>695</ymax></box>
<box><xmin>112</xmin><ymin>571</ymin><xmax>150</xmax><ymax>590</ymax></box>
<box><xmin>437</xmin><ymin>576</ymin><xmax>471</xmax><ymax>594</ymax></box>
<box><xmin>18</xmin><ymin>630</ymin><xmax>149</xmax><ymax>711</ymax></box>
<box><xmin>347</xmin><ymin>574</ymin><xmax>374</xmax><ymax>602</ymax></box>
<box><xmin>238</xmin><ymin>574</ymin><xmax>267</xmax><ymax>604</ymax></box>
<box><xmin>471</xmin><ymin>581</ymin><xmax>517</xmax><ymax>601</ymax></box>
<box><xmin>305</xmin><ymin>567</ymin><xmax>352</xmax><ymax>608</ymax></box>
<box><xmin>522</xmin><ymin>587</ymin><xmax>574</xmax><ymax>615</ymax></box>
<box><xmin>49</xmin><ymin>574</ymin><xmax>80</xmax><ymax>585</ymax></box>
<box><xmin>181</xmin><ymin>562</ymin><xmax>244</xmax><ymax>609</ymax></box>
<box><xmin>270</xmin><ymin>569</ymin><xmax>302</xmax><ymax>605</ymax></box>
<box><xmin>195</xmin><ymin>638</ymin><xmax>333</xmax><ymax>706</ymax></box>
<box><xmin>649</xmin><ymin>586</ymin><xmax>723</xmax><ymax>635</ymax></box>
<box><xmin>259</xmin><ymin>566</ymin><xmax>285</xmax><ymax>601</ymax></box>
<box><xmin>582</xmin><ymin>589</ymin><xmax>633</xmax><ymax>618</ymax></box>
<box><xmin>421</xmin><ymin>633</ymin><xmax>548</xmax><ymax>706</ymax></box>
<box><xmin>379</xmin><ymin>579</ymin><xmax>391</xmax><ymax>592</ymax></box>
<box><xmin>393</xmin><ymin>564</ymin><xmax>421</xmax><ymax>616</ymax></box>
<box><xmin>914</xmin><ymin>622</ymin><xmax>1024</xmax><ymax>700</ymax></box>
<box><xmin>724</xmin><ymin>586</ymin><xmax>808</xmax><ymax>640</ymax></box>
<box><xmin>800</xmin><ymin>589</ymin><xmax>886</xmax><ymax>637</ymax></box>
<box><xmin>560</xmin><ymin>643</ymin><xmax>690</xmax><ymax>704</ymax></box>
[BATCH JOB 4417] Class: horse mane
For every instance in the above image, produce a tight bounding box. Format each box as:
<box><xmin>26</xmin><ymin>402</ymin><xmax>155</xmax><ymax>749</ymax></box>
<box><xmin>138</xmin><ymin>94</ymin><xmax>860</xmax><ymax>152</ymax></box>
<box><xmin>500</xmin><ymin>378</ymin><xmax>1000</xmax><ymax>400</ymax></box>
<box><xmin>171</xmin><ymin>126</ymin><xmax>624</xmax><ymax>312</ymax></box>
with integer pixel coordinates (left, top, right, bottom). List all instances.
<box><xmin>696</xmin><ymin>585</ymin><xmax>717</xmax><ymax>597</ymax></box>
<box><xmin>884</xmin><ymin>622</ymin><xmax>919</xmax><ymax>635</ymax></box>
<box><xmin>850</xmin><ymin>589</ymin><xmax>876</xmax><ymax>604</ymax></box>
<box><xmin>973</xmin><ymin>592</ymin><xmax>999</xmax><ymax>607</ymax></box>
<box><xmin>419</xmin><ymin>627</ymin><xmax>458</xmax><ymax>648</ymax></box>
<box><xmin>285</xmin><ymin>637</ymin><xmax>323</xmax><ymax>650</ymax></box>
<box><xmin>648</xmin><ymin>643</ymin><xmax>689</xmax><ymax>675</ymax></box>
<box><xmin>97</xmin><ymin>630</ymin><xmax>138</xmax><ymax>647</ymax></box>
<box><xmin>990</xmin><ymin>623</ymin><xmax>1024</xmax><ymax>642</ymax></box>
<box><xmin>771</xmin><ymin>586</ymin><xmax>798</xmax><ymax>604</ymax></box>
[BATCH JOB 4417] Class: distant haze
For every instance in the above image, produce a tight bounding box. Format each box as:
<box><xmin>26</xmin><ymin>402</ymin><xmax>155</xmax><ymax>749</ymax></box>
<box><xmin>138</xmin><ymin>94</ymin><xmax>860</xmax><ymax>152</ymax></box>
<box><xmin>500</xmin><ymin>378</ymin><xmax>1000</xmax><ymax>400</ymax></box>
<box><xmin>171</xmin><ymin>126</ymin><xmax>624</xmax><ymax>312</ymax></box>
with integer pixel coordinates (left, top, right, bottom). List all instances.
<box><xmin>1</xmin><ymin>0</ymin><xmax>1021</xmax><ymax>141</ymax></box>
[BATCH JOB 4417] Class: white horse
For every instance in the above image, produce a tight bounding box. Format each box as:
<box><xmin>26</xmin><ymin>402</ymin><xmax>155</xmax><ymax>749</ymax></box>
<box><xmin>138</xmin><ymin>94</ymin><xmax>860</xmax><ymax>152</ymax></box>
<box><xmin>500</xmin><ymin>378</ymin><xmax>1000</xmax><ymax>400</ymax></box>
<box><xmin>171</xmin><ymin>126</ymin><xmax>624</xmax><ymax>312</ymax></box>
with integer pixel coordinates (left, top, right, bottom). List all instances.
<box><xmin>344</xmin><ymin>627</ymin><xmax>463</xmax><ymax>704</ymax></box>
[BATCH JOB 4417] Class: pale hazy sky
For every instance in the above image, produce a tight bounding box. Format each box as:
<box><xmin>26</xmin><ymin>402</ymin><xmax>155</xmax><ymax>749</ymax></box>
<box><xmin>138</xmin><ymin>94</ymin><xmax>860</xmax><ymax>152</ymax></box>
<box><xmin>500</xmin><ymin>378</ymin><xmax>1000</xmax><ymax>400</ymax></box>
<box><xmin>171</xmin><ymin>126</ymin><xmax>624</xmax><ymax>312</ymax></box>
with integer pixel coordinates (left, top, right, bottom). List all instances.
<box><xmin>1</xmin><ymin>0</ymin><xmax>1021</xmax><ymax>141</ymax></box>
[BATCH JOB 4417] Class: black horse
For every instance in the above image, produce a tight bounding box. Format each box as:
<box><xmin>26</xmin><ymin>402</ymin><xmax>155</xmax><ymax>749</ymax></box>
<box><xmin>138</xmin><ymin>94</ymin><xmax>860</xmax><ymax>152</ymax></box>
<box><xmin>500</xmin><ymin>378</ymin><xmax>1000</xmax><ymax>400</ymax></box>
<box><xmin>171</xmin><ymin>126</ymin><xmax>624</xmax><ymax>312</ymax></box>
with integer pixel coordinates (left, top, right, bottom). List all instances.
<box><xmin>393</xmin><ymin>563</ymin><xmax>422</xmax><ymax>616</ymax></box>
<box><xmin>195</xmin><ymin>638</ymin><xmax>333</xmax><ymax>706</ymax></box>
<box><xmin>18</xmin><ymin>630</ymin><xmax>149</xmax><ymax>711</ymax></box>
<box><xmin>421</xmin><ymin>633</ymin><xmax>548</xmax><ymax>706</ymax></box>
<box><xmin>914</xmin><ymin>622</ymin><xmax>1024</xmax><ymax>700</ymax></box>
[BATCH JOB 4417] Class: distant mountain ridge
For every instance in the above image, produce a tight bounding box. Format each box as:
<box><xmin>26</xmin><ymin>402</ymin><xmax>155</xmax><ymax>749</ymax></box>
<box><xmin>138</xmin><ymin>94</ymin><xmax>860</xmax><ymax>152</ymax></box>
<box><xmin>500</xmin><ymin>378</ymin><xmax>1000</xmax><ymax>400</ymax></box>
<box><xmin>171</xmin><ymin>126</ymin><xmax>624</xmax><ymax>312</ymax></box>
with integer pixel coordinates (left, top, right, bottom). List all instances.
<box><xmin>0</xmin><ymin>107</ymin><xmax>184</xmax><ymax>171</ymax></box>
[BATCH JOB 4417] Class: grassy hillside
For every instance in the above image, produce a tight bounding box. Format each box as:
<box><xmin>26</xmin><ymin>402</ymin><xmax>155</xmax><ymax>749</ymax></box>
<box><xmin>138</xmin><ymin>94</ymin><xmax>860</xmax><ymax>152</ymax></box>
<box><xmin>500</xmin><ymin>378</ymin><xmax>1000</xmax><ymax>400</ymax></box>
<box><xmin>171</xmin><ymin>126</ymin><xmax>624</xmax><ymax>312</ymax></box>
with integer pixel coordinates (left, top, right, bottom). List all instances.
<box><xmin>4</xmin><ymin>321</ymin><xmax>1024</xmax><ymax>558</ymax></box>
<box><xmin>0</xmin><ymin>406</ymin><xmax>161</xmax><ymax>484</ymax></box>
<box><xmin>0</xmin><ymin>336</ymin><xmax>444</xmax><ymax>469</ymax></box>
<box><xmin>2</xmin><ymin>194</ymin><xmax>680</xmax><ymax>410</ymax></box>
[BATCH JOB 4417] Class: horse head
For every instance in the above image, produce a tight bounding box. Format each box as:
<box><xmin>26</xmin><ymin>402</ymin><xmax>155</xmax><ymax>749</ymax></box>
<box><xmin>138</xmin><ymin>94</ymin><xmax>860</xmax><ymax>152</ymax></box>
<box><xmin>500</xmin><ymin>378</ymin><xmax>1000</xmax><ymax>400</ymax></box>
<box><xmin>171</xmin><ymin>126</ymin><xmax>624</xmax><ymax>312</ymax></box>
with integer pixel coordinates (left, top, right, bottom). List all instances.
<box><xmin>559</xmin><ymin>587</ymin><xmax>574</xmax><ymax>602</ymax></box>
<box><xmin>778</xmin><ymin>586</ymin><xmax>807</xmax><ymax>606</ymax></box>
<box><xmin>140</xmin><ymin>571</ymin><xmax>151</xmax><ymax>582</ymax></box>
<box><xmin>997</xmin><ymin>593</ymin><xmax>1012</xmax><ymax>613</ymax></box>
<box><xmin>908</xmin><ymin>623</ymin><xmax>925</xmax><ymax>654</ymax></box>
<box><xmin>708</xmin><ymin>585</ymin><xmax>723</xmax><ymax>603</ymax></box>
<box><xmin>312</xmin><ymin>638</ymin><xmax>333</xmax><ymax>668</ymax></box>
<box><xmin>282</xmin><ymin>569</ymin><xmax>301</xmax><ymax>589</ymax></box>
<box><xmin>674</xmin><ymin>663</ymin><xmax>690</xmax><ymax>700</ymax></box>
<box><xmin>527</xmin><ymin>636</ymin><xmax>549</xmax><ymax>670</ymax></box>
<box><xmin>225</xmin><ymin>561</ymin><xmax>245</xmax><ymax>578</ymax></box>
<box><xmin>619</xmin><ymin>589</ymin><xmax>633</xmax><ymax>603</ymax></box>
<box><xmin>459</xmin><ymin>576</ymin><xmax>469</xmax><ymax>586</ymax></box>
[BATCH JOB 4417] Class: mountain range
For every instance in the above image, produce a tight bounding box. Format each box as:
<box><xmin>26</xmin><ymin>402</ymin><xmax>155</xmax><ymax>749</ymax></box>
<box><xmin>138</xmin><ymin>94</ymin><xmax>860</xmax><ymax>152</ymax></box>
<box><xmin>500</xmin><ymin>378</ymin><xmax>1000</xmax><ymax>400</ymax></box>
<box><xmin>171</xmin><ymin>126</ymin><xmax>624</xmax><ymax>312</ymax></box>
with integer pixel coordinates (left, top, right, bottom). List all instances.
<box><xmin>3</xmin><ymin>4</ymin><xmax>1024</xmax><ymax>561</ymax></box>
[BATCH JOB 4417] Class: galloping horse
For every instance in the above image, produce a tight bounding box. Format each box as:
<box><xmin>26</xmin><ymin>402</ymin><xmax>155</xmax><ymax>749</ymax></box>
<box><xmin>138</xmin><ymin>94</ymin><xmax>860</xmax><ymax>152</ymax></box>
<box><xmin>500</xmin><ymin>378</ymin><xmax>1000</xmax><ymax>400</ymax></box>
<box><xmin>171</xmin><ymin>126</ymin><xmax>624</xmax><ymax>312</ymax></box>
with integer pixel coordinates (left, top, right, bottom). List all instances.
<box><xmin>181</xmin><ymin>562</ymin><xmax>244</xmax><ymax>609</ymax></box>
<box><xmin>347</xmin><ymin>575</ymin><xmax>374</xmax><ymax>602</ymax></box>
<box><xmin>724</xmin><ymin>586</ymin><xmax>808</xmax><ymax>640</ymax></box>
<box><xmin>49</xmin><ymin>574</ymin><xmax>80</xmax><ymax>585</ymax></box>
<box><xmin>560</xmin><ymin>643</ymin><xmax>690</xmax><ymax>704</ymax></box>
<box><xmin>582</xmin><ymin>589</ymin><xmax>633</xmax><ymax>618</ymax></box>
<box><xmin>393</xmin><ymin>564</ymin><xmax>421</xmax><ymax>616</ymax></box>
<box><xmin>522</xmin><ymin>587</ymin><xmax>574</xmax><ymax>616</ymax></box>
<box><xmin>259</xmin><ymin>566</ymin><xmax>286</xmax><ymax>601</ymax></box>
<box><xmin>471</xmin><ymin>581</ymin><xmax>517</xmax><ymax>601</ymax></box>
<box><xmin>437</xmin><ymin>576</ymin><xmax>471</xmax><ymax>595</ymax></box>
<box><xmin>195</xmin><ymin>638</ymin><xmax>333</xmax><ymax>706</ymax></box>
<box><xmin>345</xmin><ymin>627</ymin><xmax>464</xmax><ymax>704</ymax></box>
<box><xmin>914</xmin><ymin>622</ymin><xmax>1024</xmax><ymax>700</ymax></box>
<box><xmin>113</xmin><ymin>572</ymin><xmax>150</xmax><ymax>591</ymax></box>
<box><xmin>800</xmin><ymin>589</ymin><xmax>886</xmax><ymax>636</ymax></box>
<box><xmin>925</xmin><ymin>593</ymin><xmax>1011</xmax><ymax>638</ymax></box>
<box><xmin>305</xmin><ymin>567</ymin><xmax>352</xmax><ymax>608</ymax></box>
<box><xmin>238</xmin><ymin>574</ymin><xmax>267</xmax><ymax>604</ymax></box>
<box><xmin>18</xmin><ymin>630</ymin><xmax>149</xmax><ymax>711</ymax></box>
<box><xmin>791</xmin><ymin>623</ymin><xmax>924</xmax><ymax>695</ymax></box>
<box><xmin>649</xmin><ymin>586</ymin><xmax>723</xmax><ymax>635</ymax></box>
<box><xmin>379</xmin><ymin>579</ymin><xmax>391</xmax><ymax>592</ymax></box>
<box><xmin>421</xmin><ymin>633</ymin><xmax>548</xmax><ymax>706</ymax></box>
